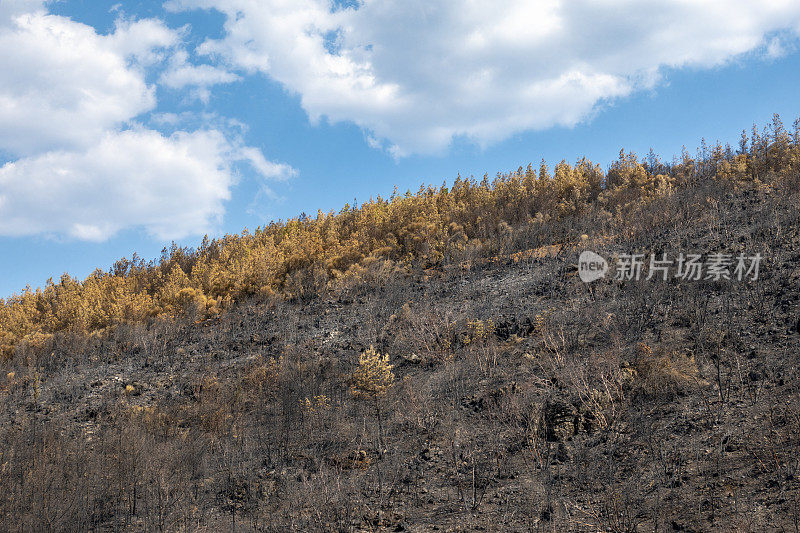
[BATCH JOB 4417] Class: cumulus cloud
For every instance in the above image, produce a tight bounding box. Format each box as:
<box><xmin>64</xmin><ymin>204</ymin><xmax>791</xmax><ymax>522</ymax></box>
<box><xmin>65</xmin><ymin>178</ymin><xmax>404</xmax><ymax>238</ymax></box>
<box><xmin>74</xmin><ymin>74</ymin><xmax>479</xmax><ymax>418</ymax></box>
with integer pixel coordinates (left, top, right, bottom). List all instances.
<box><xmin>0</xmin><ymin>0</ymin><xmax>44</xmax><ymax>24</ymax></box>
<box><xmin>0</xmin><ymin>129</ymin><xmax>289</xmax><ymax>241</ymax></box>
<box><xmin>0</xmin><ymin>12</ymin><xmax>161</xmax><ymax>156</ymax></box>
<box><xmin>167</xmin><ymin>0</ymin><xmax>800</xmax><ymax>155</ymax></box>
<box><xmin>107</xmin><ymin>17</ymin><xmax>181</xmax><ymax>66</ymax></box>
<box><xmin>0</xmin><ymin>4</ymin><xmax>294</xmax><ymax>241</ymax></box>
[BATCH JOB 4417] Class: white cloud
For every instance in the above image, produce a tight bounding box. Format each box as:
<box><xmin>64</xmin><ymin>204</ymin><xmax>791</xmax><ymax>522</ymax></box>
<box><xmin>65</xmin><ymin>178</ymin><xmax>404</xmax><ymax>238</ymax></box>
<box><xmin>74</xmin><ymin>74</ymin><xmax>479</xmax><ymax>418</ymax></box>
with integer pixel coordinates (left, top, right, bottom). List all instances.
<box><xmin>160</xmin><ymin>49</ymin><xmax>240</xmax><ymax>99</ymax></box>
<box><xmin>0</xmin><ymin>129</ymin><xmax>283</xmax><ymax>241</ymax></box>
<box><xmin>167</xmin><ymin>0</ymin><xmax>800</xmax><ymax>155</ymax></box>
<box><xmin>0</xmin><ymin>12</ymin><xmax>159</xmax><ymax>156</ymax></box>
<box><xmin>764</xmin><ymin>34</ymin><xmax>795</xmax><ymax>60</ymax></box>
<box><xmin>0</xmin><ymin>4</ymin><xmax>294</xmax><ymax>241</ymax></box>
<box><xmin>235</xmin><ymin>145</ymin><xmax>296</xmax><ymax>182</ymax></box>
<box><xmin>0</xmin><ymin>0</ymin><xmax>43</xmax><ymax>24</ymax></box>
<box><xmin>107</xmin><ymin>17</ymin><xmax>182</xmax><ymax>66</ymax></box>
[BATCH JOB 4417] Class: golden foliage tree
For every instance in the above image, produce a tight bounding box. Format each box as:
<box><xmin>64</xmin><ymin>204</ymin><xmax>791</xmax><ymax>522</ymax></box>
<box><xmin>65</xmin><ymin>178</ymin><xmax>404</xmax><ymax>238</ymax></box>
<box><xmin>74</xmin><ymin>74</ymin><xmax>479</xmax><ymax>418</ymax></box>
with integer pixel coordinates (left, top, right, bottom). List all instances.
<box><xmin>352</xmin><ymin>345</ymin><xmax>394</xmax><ymax>400</ymax></box>
<box><xmin>1</xmin><ymin>115</ymin><xmax>800</xmax><ymax>360</ymax></box>
<box><xmin>352</xmin><ymin>346</ymin><xmax>394</xmax><ymax>451</ymax></box>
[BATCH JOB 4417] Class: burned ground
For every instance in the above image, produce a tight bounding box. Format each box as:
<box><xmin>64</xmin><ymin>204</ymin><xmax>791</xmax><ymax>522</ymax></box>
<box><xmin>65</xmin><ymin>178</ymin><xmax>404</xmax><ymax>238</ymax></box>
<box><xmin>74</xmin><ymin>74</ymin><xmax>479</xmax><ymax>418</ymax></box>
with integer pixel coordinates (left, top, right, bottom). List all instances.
<box><xmin>1</xmin><ymin>179</ymin><xmax>799</xmax><ymax>532</ymax></box>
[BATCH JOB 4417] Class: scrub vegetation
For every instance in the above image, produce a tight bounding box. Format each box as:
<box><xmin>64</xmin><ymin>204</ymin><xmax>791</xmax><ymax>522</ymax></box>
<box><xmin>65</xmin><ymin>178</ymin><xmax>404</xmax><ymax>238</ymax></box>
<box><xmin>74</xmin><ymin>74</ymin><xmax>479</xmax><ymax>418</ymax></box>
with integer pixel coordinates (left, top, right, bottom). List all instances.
<box><xmin>1</xmin><ymin>115</ymin><xmax>799</xmax><ymax>531</ymax></box>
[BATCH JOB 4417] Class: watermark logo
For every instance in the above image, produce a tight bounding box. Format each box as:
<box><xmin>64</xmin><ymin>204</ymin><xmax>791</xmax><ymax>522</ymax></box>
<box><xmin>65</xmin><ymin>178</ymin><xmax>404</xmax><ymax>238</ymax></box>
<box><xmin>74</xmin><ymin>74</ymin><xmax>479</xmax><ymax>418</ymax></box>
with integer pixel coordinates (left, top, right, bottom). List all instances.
<box><xmin>578</xmin><ymin>251</ymin><xmax>761</xmax><ymax>283</ymax></box>
<box><xmin>578</xmin><ymin>251</ymin><xmax>609</xmax><ymax>283</ymax></box>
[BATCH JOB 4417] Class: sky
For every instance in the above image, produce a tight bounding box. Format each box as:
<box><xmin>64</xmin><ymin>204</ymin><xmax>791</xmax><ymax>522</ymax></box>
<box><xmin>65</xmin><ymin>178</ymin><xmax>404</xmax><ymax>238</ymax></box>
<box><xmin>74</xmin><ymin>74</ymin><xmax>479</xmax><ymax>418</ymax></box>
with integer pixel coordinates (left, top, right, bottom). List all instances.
<box><xmin>1</xmin><ymin>0</ymin><xmax>800</xmax><ymax>298</ymax></box>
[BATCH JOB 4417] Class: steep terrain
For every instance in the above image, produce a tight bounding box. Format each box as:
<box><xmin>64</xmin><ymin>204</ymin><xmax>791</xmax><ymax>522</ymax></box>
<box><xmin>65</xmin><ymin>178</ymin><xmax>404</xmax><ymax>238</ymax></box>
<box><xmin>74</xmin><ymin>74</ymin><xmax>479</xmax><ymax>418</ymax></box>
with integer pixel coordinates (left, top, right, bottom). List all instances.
<box><xmin>1</xmin><ymin>141</ymin><xmax>800</xmax><ymax>531</ymax></box>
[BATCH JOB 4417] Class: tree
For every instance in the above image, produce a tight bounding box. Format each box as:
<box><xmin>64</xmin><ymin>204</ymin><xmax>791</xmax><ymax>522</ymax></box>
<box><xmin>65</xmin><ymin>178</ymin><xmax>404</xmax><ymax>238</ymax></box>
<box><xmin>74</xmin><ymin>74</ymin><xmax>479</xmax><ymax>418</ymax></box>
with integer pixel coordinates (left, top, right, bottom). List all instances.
<box><xmin>738</xmin><ymin>129</ymin><xmax>749</xmax><ymax>155</ymax></box>
<box><xmin>351</xmin><ymin>346</ymin><xmax>394</xmax><ymax>453</ymax></box>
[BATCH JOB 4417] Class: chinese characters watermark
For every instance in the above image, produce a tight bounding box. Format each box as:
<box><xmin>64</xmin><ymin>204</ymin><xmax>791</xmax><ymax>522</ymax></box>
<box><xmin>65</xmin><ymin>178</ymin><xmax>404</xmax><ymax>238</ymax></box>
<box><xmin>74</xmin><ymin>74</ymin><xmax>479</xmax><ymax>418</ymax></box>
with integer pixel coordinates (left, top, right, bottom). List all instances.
<box><xmin>578</xmin><ymin>251</ymin><xmax>761</xmax><ymax>283</ymax></box>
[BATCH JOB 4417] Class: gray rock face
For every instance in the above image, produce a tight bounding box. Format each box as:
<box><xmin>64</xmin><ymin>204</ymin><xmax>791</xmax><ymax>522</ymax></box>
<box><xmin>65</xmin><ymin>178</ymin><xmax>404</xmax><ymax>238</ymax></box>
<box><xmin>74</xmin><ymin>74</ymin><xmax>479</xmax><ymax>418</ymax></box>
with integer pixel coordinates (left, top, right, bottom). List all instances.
<box><xmin>541</xmin><ymin>399</ymin><xmax>579</xmax><ymax>442</ymax></box>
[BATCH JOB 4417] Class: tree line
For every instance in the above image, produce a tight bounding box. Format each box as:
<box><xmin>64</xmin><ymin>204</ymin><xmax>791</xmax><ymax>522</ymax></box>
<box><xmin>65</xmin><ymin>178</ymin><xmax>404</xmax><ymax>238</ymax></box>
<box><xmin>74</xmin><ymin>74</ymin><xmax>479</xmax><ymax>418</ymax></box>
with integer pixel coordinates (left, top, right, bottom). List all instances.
<box><xmin>1</xmin><ymin>114</ymin><xmax>798</xmax><ymax>360</ymax></box>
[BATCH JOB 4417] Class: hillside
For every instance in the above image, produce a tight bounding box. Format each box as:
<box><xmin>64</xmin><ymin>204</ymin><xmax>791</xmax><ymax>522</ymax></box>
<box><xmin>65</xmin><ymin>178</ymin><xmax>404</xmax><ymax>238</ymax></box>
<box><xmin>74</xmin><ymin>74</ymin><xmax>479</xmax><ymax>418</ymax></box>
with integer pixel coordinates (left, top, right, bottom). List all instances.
<box><xmin>1</xmin><ymin>118</ymin><xmax>800</xmax><ymax>531</ymax></box>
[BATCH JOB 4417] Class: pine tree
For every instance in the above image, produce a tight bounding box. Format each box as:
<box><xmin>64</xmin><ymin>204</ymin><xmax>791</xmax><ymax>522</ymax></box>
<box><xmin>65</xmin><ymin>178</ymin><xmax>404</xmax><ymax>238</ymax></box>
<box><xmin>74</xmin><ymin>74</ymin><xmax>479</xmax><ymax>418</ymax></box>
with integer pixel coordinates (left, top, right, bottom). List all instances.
<box><xmin>352</xmin><ymin>346</ymin><xmax>394</xmax><ymax>453</ymax></box>
<box><xmin>538</xmin><ymin>159</ymin><xmax>551</xmax><ymax>182</ymax></box>
<box><xmin>738</xmin><ymin>129</ymin><xmax>748</xmax><ymax>155</ymax></box>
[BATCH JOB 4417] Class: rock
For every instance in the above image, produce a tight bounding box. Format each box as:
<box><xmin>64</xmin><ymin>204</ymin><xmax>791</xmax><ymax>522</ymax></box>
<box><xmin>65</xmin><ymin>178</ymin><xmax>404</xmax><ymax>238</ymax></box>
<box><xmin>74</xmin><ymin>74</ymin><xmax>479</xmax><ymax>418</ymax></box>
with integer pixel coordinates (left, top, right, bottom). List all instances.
<box><xmin>405</xmin><ymin>353</ymin><xmax>421</xmax><ymax>364</ymax></box>
<box><xmin>493</xmin><ymin>315</ymin><xmax>536</xmax><ymax>340</ymax></box>
<box><xmin>554</xmin><ymin>442</ymin><xmax>569</xmax><ymax>463</ymax></box>
<box><xmin>461</xmin><ymin>395</ymin><xmax>487</xmax><ymax>412</ymax></box>
<box><xmin>541</xmin><ymin>400</ymin><xmax>578</xmax><ymax>442</ymax></box>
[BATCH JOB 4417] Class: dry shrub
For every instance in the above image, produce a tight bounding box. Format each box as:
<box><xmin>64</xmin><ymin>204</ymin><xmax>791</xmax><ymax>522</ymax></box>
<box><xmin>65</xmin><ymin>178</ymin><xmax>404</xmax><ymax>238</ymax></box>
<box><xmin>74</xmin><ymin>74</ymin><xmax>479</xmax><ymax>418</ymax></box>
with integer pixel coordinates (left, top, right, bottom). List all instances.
<box><xmin>0</xmin><ymin>340</ymin><xmax>14</xmax><ymax>361</ymax></box>
<box><xmin>633</xmin><ymin>343</ymin><xmax>702</xmax><ymax>398</ymax></box>
<box><xmin>192</xmin><ymin>375</ymin><xmax>234</xmax><ymax>435</ymax></box>
<box><xmin>125</xmin><ymin>404</ymin><xmax>181</xmax><ymax>438</ymax></box>
<box><xmin>327</xmin><ymin>449</ymin><xmax>372</xmax><ymax>471</ymax></box>
<box><xmin>383</xmin><ymin>302</ymin><xmax>455</xmax><ymax>365</ymax></box>
<box><xmin>242</xmin><ymin>355</ymin><xmax>280</xmax><ymax>398</ymax></box>
<box><xmin>558</xmin><ymin>349</ymin><xmax>627</xmax><ymax>431</ymax></box>
<box><xmin>13</xmin><ymin>331</ymin><xmax>55</xmax><ymax>366</ymax></box>
<box><xmin>330</xmin><ymin>255</ymin><xmax>399</xmax><ymax>297</ymax></box>
<box><xmin>302</xmin><ymin>394</ymin><xmax>331</xmax><ymax>414</ymax></box>
<box><xmin>464</xmin><ymin>317</ymin><xmax>495</xmax><ymax>345</ymax></box>
<box><xmin>0</xmin><ymin>371</ymin><xmax>16</xmax><ymax>393</ymax></box>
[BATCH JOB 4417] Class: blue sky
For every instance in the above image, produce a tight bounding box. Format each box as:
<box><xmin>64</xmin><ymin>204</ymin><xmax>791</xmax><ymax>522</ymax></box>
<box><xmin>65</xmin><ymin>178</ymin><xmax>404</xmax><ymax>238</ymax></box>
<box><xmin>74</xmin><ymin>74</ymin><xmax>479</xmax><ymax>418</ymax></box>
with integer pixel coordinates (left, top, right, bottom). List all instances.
<box><xmin>2</xmin><ymin>0</ymin><xmax>800</xmax><ymax>298</ymax></box>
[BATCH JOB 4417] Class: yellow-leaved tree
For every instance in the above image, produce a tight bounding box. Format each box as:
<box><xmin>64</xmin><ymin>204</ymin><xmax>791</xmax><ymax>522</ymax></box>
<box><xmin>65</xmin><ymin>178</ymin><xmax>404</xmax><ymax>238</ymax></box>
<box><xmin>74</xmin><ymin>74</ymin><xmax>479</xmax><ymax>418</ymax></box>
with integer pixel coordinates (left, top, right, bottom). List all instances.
<box><xmin>352</xmin><ymin>346</ymin><xmax>394</xmax><ymax>452</ymax></box>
